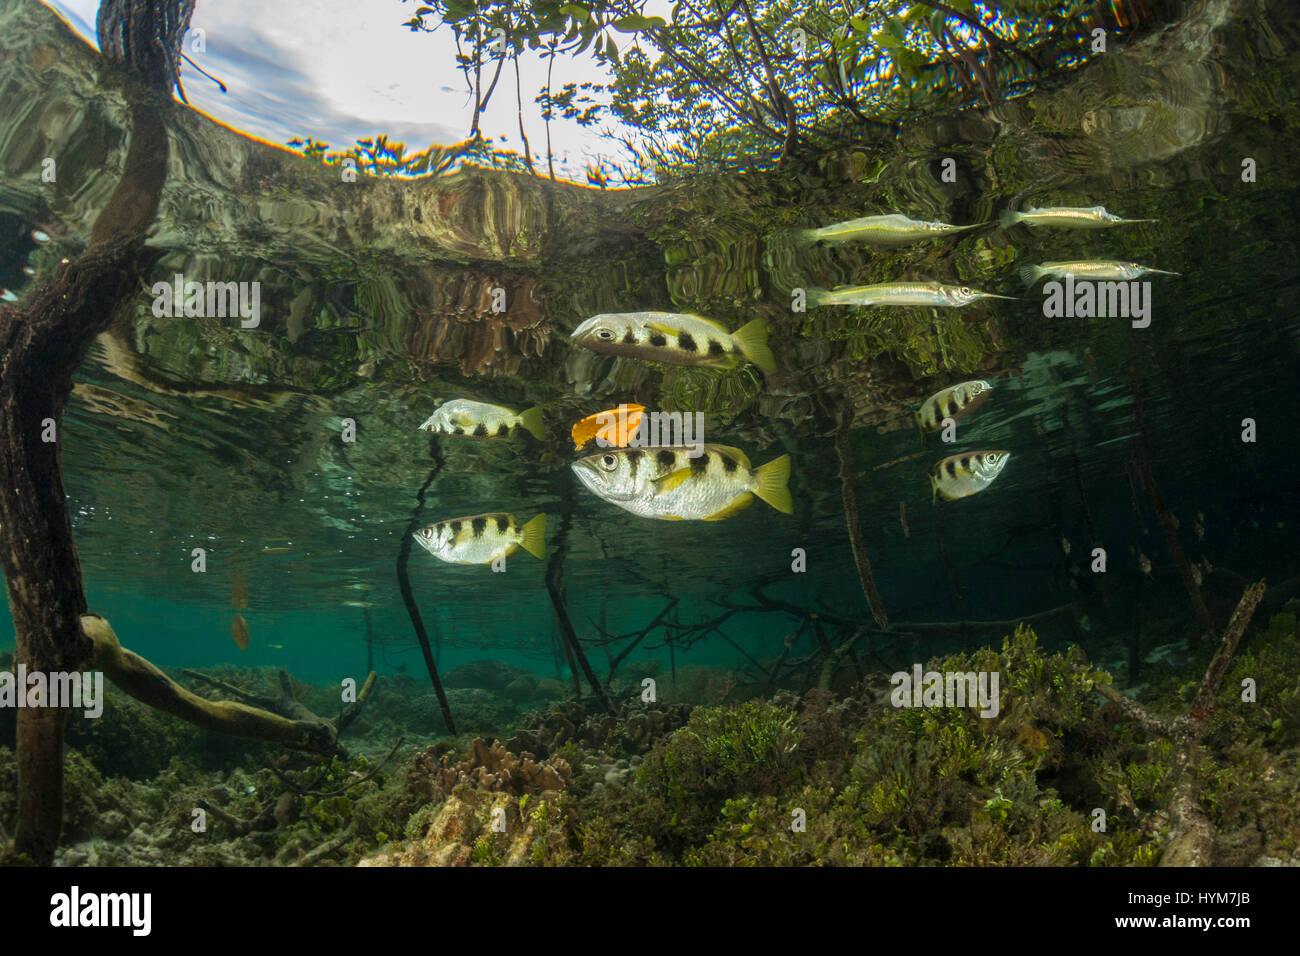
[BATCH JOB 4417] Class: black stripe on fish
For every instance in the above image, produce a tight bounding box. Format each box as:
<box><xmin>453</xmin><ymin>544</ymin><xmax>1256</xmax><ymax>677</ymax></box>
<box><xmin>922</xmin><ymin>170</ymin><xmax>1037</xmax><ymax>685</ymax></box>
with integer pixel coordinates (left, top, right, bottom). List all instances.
<box><xmin>496</xmin><ymin>423</ymin><xmax>509</xmax><ymax>437</ymax></box>
<box><xmin>707</xmin><ymin>340</ymin><xmax>726</xmax><ymax>357</ymax></box>
<box><xmin>945</xmin><ymin>400</ymin><xmax>959</xmax><ymax>418</ymax></box>
<box><xmin>473</xmin><ymin>423</ymin><xmax>488</xmax><ymax>437</ymax></box>
<box><xmin>495</xmin><ymin>516</ymin><xmax>509</xmax><ymax>533</ymax></box>
<box><xmin>946</xmin><ymin>460</ymin><xmax>958</xmax><ymax>478</ymax></box>
<box><xmin>472</xmin><ymin>517</ymin><xmax>487</xmax><ymax>537</ymax></box>
<box><xmin>961</xmin><ymin>455</ymin><xmax>971</xmax><ymax>470</ymax></box>
<box><xmin>627</xmin><ymin>448</ymin><xmax>642</xmax><ymax>479</ymax></box>
<box><xmin>678</xmin><ymin>332</ymin><xmax>697</xmax><ymax>352</ymax></box>
<box><xmin>449</xmin><ymin>521</ymin><xmax>462</xmax><ymax>534</ymax></box>
<box><xmin>691</xmin><ymin>452</ymin><xmax>709</xmax><ymax>474</ymax></box>
<box><xmin>452</xmin><ymin>426</ymin><xmax>464</xmax><ymax>435</ymax></box>
<box><xmin>721</xmin><ymin>453</ymin><xmax>739</xmax><ymax>473</ymax></box>
<box><xmin>622</xmin><ymin>328</ymin><xmax>637</xmax><ymax>344</ymax></box>
<box><xmin>649</xmin><ymin>332</ymin><xmax>668</xmax><ymax>347</ymax></box>
<box><xmin>656</xmin><ymin>449</ymin><xmax>676</xmax><ymax>469</ymax></box>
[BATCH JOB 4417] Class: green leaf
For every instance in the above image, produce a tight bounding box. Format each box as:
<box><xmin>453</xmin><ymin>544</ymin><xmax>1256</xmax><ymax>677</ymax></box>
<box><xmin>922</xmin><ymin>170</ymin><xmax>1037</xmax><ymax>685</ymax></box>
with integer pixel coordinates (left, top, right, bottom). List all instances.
<box><xmin>612</xmin><ymin>14</ymin><xmax>665</xmax><ymax>33</ymax></box>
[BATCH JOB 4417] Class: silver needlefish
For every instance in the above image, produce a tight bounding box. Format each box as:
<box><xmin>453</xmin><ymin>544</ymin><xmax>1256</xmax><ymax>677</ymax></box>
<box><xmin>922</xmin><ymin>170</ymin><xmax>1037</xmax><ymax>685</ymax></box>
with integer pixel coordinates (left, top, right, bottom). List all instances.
<box><xmin>999</xmin><ymin>205</ymin><xmax>1156</xmax><ymax>229</ymax></box>
<box><xmin>930</xmin><ymin>451</ymin><xmax>1011</xmax><ymax>503</ymax></box>
<box><xmin>1019</xmin><ymin>261</ymin><xmax>1181</xmax><ymax>286</ymax></box>
<box><xmin>795</xmin><ymin>213</ymin><xmax>987</xmax><ymax>246</ymax></box>
<box><xmin>809</xmin><ymin>282</ymin><xmax>1015</xmax><ymax>309</ymax></box>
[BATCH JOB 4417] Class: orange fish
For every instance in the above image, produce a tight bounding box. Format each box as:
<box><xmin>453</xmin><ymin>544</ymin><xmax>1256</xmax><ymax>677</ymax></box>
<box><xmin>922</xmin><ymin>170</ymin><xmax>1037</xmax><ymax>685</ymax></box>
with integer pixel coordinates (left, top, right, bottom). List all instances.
<box><xmin>231</xmin><ymin>614</ymin><xmax>250</xmax><ymax>651</ymax></box>
<box><xmin>571</xmin><ymin>403</ymin><xmax>645</xmax><ymax>451</ymax></box>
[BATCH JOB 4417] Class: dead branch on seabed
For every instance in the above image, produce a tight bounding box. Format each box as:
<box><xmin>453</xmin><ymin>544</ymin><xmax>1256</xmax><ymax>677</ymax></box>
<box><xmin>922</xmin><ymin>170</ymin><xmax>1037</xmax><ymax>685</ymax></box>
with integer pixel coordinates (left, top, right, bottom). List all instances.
<box><xmin>1093</xmin><ymin>580</ymin><xmax>1266</xmax><ymax>866</ymax></box>
<box><xmin>85</xmin><ymin>615</ymin><xmax>376</xmax><ymax>756</ymax></box>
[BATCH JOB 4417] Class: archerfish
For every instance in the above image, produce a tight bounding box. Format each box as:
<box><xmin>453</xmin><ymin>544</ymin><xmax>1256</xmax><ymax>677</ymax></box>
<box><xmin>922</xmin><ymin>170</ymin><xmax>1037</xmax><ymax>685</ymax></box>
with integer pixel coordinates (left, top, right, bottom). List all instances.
<box><xmin>571</xmin><ymin>444</ymin><xmax>792</xmax><ymax>521</ymax></box>
<box><xmin>999</xmin><ymin>206</ymin><xmax>1156</xmax><ymax>229</ymax></box>
<box><xmin>1019</xmin><ymin>261</ymin><xmax>1181</xmax><ymax>286</ymax></box>
<box><xmin>795</xmin><ymin>213</ymin><xmax>986</xmax><ymax>246</ymax></box>
<box><xmin>412</xmin><ymin>513</ymin><xmax>547</xmax><ymax>565</ymax></box>
<box><xmin>570</xmin><ymin>312</ymin><xmax>776</xmax><ymax>374</ymax></box>
<box><xmin>418</xmin><ymin>398</ymin><xmax>544</xmax><ymax>440</ymax></box>
<box><xmin>930</xmin><ymin>451</ymin><xmax>1011</xmax><ymax>503</ymax></box>
<box><xmin>809</xmin><ymin>282</ymin><xmax>1014</xmax><ymax>309</ymax></box>
<box><xmin>916</xmin><ymin>380</ymin><xmax>994</xmax><ymax>432</ymax></box>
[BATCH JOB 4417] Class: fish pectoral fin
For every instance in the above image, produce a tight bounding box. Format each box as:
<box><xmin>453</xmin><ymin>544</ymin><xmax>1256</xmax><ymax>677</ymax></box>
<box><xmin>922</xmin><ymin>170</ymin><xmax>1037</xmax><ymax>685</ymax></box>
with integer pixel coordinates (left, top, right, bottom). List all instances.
<box><xmin>703</xmin><ymin>493</ymin><xmax>754</xmax><ymax>521</ymax></box>
<box><xmin>654</xmin><ymin>467</ymin><xmax>695</xmax><ymax>493</ymax></box>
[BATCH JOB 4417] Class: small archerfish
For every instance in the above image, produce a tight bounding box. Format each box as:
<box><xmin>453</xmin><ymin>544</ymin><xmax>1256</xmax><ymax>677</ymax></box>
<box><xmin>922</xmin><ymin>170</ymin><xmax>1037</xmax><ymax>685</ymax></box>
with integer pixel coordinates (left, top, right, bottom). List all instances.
<box><xmin>916</xmin><ymin>380</ymin><xmax>994</xmax><ymax>432</ymax></box>
<box><xmin>929</xmin><ymin>450</ymin><xmax>1010</xmax><ymax>503</ymax></box>
<box><xmin>809</xmin><ymin>282</ymin><xmax>1014</xmax><ymax>309</ymax></box>
<box><xmin>571</xmin><ymin>312</ymin><xmax>775</xmax><ymax>374</ymax></box>
<box><xmin>418</xmin><ymin>398</ymin><xmax>545</xmax><ymax>440</ymax></box>
<box><xmin>571</xmin><ymin>444</ymin><xmax>792</xmax><ymax>521</ymax></box>
<box><xmin>412</xmin><ymin>513</ymin><xmax>547</xmax><ymax>565</ymax></box>
<box><xmin>999</xmin><ymin>205</ymin><xmax>1156</xmax><ymax>229</ymax></box>
<box><xmin>1020</xmin><ymin>261</ymin><xmax>1181</xmax><ymax>286</ymax></box>
<box><xmin>796</xmin><ymin>213</ymin><xmax>986</xmax><ymax>247</ymax></box>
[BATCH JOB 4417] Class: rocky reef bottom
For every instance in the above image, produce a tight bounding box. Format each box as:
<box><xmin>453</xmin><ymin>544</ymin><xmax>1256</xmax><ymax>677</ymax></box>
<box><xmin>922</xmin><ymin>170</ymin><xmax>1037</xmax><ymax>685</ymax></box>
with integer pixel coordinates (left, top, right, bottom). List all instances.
<box><xmin>1</xmin><ymin>606</ymin><xmax>1298</xmax><ymax>867</ymax></box>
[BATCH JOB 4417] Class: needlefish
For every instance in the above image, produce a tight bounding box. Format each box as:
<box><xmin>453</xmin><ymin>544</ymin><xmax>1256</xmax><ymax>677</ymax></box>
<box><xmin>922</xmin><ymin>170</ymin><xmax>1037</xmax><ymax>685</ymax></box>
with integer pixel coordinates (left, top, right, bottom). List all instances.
<box><xmin>929</xmin><ymin>451</ymin><xmax>1011</xmax><ymax>503</ymax></box>
<box><xmin>999</xmin><ymin>205</ymin><xmax>1156</xmax><ymax>229</ymax></box>
<box><xmin>571</xmin><ymin>445</ymin><xmax>792</xmax><ymax>521</ymax></box>
<box><xmin>412</xmin><ymin>513</ymin><xmax>547</xmax><ymax>565</ymax></box>
<box><xmin>1019</xmin><ymin>261</ymin><xmax>1181</xmax><ymax>286</ymax></box>
<box><xmin>418</xmin><ymin>398</ymin><xmax>545</xmax><ymax>441</ymax></box>
<box><xmin>808</xmin><ymin>282</ymin><xmax>1014</xmax><ymax>309</ymax></box>
<box><xmin>795</xmin><ymin>213</ymin><xmax>986</xmax><ymax>246</ymax></box>
<box><xmin>570</xmin><ymin>312</ymin><xmax>776</xmax><ymax>374</ymax></box>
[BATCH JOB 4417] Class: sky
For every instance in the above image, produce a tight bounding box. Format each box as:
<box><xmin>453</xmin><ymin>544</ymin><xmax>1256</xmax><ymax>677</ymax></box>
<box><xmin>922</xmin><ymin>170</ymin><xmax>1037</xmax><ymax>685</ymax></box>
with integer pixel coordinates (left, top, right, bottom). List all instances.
<box><xmin>44</xmin><ymin>0</ymin><xmax>653</xmax><ymax>183</ymax></box>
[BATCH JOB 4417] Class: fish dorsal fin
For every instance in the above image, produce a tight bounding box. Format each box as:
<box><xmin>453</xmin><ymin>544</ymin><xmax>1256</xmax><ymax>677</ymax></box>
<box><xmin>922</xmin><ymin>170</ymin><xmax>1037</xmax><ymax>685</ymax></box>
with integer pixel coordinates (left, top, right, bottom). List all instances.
<box><xmin>647</xmin><ymin>321</ymin><xmax>681</xmax><ymax>337</ymax></box>
<box><xmin>687</xmin><ymin>314</ymin><xmax>731</xmax><ymax>333</ymax></box>
<box><xmin>709</xmin><ymin>444</ymin><xmax>751</xmax><ymax>470</ymax></box>
<box><xmin>702</xmin><ymin>492</ymin><xmax>754</xmax><ymax>521</ymax></box>
<box><xmin>654</xmin><ymin>467</ymin><xmax>695</xmax><ymax>493</ymax></box>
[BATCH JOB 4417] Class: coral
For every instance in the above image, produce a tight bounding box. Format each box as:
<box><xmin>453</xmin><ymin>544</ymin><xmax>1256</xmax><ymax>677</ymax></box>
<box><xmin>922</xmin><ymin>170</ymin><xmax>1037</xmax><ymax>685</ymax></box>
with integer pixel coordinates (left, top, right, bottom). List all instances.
<box><xmin>408</xmin><ymin>738</ymin><xmax>573</xmax><ymax>801</ymax></box>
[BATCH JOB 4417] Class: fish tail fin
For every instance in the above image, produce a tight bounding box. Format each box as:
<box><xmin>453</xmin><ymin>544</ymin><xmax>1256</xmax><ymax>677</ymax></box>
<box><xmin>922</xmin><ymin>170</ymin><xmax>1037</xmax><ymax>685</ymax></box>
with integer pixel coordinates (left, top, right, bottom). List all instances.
<box><xmin>753</xmin><ymin>454</ymin><xmax>793</xmax><ymax>514</ymax></box>
<box><xmin>999</xmin><ymin>209</ymin><xmax>1022</xmax><ymax>229</ymax></box>
<box><xmin>417</xmin><ymin>414</ymin><xmax>437</xmax><ymax>431</ymax></box>
<box><xmin>731</xmin><ymin>319</ymin><xmax>776</xmax><ymax>375</ymax></box>
<box><xmin>517</xmin><ymin>406</ymin><xmax>546</xmax><ymax>441</ymax></box>
<box><xmin>1018</xmin><ymin>263</ymin><xmax>1043</xmax><ymax>287</ymax></box>
<box><xmin>518</xmin><ymin>514</ymin><xmax>547</xmax><ymax>559</ymax></box>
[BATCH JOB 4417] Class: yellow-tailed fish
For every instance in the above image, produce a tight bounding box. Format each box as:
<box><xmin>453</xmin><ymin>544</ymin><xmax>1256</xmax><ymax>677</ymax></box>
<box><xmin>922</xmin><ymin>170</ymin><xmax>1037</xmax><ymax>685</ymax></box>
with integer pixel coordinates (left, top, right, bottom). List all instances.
<box><xmin>413</xmin><ymin>513</ymin><xmax>546</xmax><ymax>565</ymax></box>
<box><xmin>1020</xmin><ymin>261</ymin><xmax>1180</xmax><ymax>286</ymax></box>
<box><xmin>915</xmin><ymin>380</ymin><xmax>994</xmax><ymax>432</ymax></box>
<box><xmin>795</xmin><ymin>213</ymin><xmax>986</xmax><ymax>246</ymax></box>
<box><xmin>809</xmin><ymin>282</ymin><xmax>1014</xmax><ymax>309</ymax></box>
<box><xmin>571</xmin><ymin>403</ymin><xmax>645</xmax><ymax>451</ymax></box>
<box><xmin>231</xmin><ymin>614</ymin><xmax>250</xmax><ymax>651</ymax></box>
<box><xmin>570</xmin><ymin>312</ymin><xmax>775</xmax><ymax>374</ymax></box>
<box><xmin>999</xmin><ymin>205</ymin><xmax>1156</xmax><ymax>229</ymax></box>
<box><xmin>571</xmin><ymin>445</ymin><xmax>791</xmax><ymax>521</ymax></box>
<box><xmin>929</xmin><ymin>450</ymin><xmax>1010</xmax><ymax>503</ymax></box>
<box><xmin>418</xmin><ymin>398</ymin><xmax>544</xmax><ymax>440</ymax></box>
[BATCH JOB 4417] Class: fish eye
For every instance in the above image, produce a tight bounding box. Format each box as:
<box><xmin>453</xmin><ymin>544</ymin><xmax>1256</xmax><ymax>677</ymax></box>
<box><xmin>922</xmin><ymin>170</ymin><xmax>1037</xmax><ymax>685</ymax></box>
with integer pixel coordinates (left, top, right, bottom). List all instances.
<box><xmin>960</xmin><ymin>287</ymin><xmax>974</xmax><ymax>296</ymax></box>
<box><xmin>600</xmin><ymin>454</ymin><xmax>618</xmax><ymax>471</ymax></box>
<box><xmin>596</xmin><ymin>328</ymin><xmax>615</xmax><ymax>341</ymax></box>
